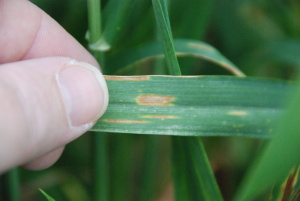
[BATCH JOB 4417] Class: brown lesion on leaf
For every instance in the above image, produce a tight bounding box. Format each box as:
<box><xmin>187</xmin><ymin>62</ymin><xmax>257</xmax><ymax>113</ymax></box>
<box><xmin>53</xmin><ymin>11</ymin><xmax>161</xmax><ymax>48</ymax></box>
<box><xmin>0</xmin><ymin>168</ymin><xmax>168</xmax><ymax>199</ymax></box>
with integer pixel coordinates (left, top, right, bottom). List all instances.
<box><xmin>141</xmin><ymin>115</ymin><xmax>179</xmax><ymax>120</ymax></box>
<box><xmin>281</xmin><ymin>166</ymin><xmax>299</xmax><ymax>201</ymax></box>
<box><xmin>104</xmin><ymin>76</ymin><xmax>150</xmax><ymax>81</ymax></box>
<box><xmin>136</xmin><ymin>94</ymin><xmax>175</xmax><ymax>106</ymax></box>
<box><xmin>228</xmin><ymin>110</ymin><xmax>248</xmax><ymax>116</ymax></box>
<box><xmin>103</xmin><ymin>119</ymin><xmax>148</xmax><ymax>124</ymax></box>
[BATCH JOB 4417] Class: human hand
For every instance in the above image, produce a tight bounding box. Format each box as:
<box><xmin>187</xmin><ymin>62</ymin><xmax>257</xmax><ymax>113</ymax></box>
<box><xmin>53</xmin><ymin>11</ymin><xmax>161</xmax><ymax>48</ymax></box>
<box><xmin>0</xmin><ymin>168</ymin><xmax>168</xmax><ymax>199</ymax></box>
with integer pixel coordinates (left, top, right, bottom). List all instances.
<box><xmin>0</xmin><ymin>0</ymin><xmax>108</xmax><ymax>173</ymax></box>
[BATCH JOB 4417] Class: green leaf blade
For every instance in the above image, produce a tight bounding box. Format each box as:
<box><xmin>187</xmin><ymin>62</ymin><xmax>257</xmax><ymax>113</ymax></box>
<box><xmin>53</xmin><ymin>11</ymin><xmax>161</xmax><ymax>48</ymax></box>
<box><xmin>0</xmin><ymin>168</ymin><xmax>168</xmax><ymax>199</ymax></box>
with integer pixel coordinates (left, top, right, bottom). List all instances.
<box><xmin>39</xmin><ymin>189</ymin><xmax>56</xmax><ymax>201</ymax></box>
<box><xmin>107</xmin><ymin>39</ymin><xmax>245</xmax><ymax>76</ymax></box>
<box><xmin>87</xmin><ymin>0</ymin><xmax>101</xmax><ymax>44</ymax></box>
<box><xmin>91</xmin><ymin>75</ymin><xmax>290</xmax><ymax>138</ymax></box>
<box><xmin>152</xmin><ymin>0</ymin><xmax>181</xmax><ymax>75</ymax></box>
<box><xmin>90</xmin><ymin>0</ymin><xmax>137</xmax><ymax>51</ymax></box>
<box><xmin>233</xmin><ymin>80</ymin><xmax>300</xmax><ymax>201</ymax></box>
<box><xmin>184</xmin><ymin>138</ymin><xmax>223</xmax><ymax>201</ymax></box>
<box><xmin>171</xmin><ymin>138</ymin><xmax>193</xmax><ymax>201</ymax></box>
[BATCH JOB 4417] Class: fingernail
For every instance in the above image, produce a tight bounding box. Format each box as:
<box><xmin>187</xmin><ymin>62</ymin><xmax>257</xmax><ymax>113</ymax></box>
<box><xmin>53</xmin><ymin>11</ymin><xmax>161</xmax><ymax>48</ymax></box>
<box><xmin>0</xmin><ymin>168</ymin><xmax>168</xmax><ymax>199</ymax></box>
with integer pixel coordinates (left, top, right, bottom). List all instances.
<box><xmin>57</xmin><ymin>61</ymin><xmax>109</xmax><ymax>128</ymax></box>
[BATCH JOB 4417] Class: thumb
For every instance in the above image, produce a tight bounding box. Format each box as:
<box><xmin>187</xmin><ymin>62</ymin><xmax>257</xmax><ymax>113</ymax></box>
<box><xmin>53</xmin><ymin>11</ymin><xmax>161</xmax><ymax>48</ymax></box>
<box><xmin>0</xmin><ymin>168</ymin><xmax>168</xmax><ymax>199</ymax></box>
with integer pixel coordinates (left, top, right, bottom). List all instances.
<box><xmin>0</xmin><ymin>57</ymin><xmax>108</xmax><ymax>173</ymax></box>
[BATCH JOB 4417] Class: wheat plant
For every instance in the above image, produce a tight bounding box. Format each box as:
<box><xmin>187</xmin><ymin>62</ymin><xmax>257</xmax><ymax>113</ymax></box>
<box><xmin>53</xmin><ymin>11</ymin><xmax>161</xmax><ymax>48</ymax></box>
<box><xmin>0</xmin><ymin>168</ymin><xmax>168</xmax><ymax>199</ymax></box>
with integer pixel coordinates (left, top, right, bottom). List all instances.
<box><xmin>1</xmin><ymin>0</ymin><xmax>300</xmax><ymax>201</ymax></box>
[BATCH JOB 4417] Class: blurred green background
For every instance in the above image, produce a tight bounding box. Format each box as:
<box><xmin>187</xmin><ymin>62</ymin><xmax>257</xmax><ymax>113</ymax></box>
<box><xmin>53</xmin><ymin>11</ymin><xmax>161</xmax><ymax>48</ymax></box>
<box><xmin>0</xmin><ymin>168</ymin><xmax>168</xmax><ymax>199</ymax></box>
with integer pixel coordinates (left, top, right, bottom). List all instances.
<box><xmin>7</xmin><ymin>0</ymin><xmax>300</xmax><ymax>200</ymax></box>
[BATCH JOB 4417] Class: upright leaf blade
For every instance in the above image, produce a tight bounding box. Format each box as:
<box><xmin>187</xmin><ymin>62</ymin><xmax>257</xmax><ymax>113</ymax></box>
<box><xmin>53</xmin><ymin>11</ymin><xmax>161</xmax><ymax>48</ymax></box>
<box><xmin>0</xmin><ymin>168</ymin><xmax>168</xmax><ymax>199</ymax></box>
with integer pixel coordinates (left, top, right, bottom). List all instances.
<box><xmin>233</xmin><ymin>79</ymin><xmax>300</xmax><ymax>201</ymax></box>
<box><xmin>107</xmin><ymin>39</ymin><xmax>245</xmax><ymax>76</ymax></box>
<box><xmin>184</xmin><ymin>137</ymin><xmax>223</xmax><ymax>200</ymax></box>
<box><xmin>87</xmin><ymin>0</ymin><xmax>101</xmax><ymax>44</ymax></box>
<box><xmin>152</xmin><ymin>2</ymin><xmax>211</xmax><ymax>198</ymax></box>
<box><xmin>152</xmin><ymin>0</ymin><xmax>181</xmax><ymax>75</ymax></box>
<box><xmin>171</xmin><ymin>138</ymin><xmax>193</xmax><ymax>201</ymax></box>
<box><xmin>138</xmin><ymin>136</ymin><xmax>163</xmax><ymax>201</ymax></box>
<box><xmin>39</xmin><ymin>189</ymin><xmax>56</xmax><ymax>201</ymax></box>
<box><xmin>0</xmin><ymin>168</ymin><xmax>20</xmax><ymax>201</ymax></box>
<box><xmin>90</xmin><ymin>0</ymin><xmax>137</xmax><ymax>51</ymax></box>
<box><xmin>87</xmin><ymin>1</ymin><xmax>109</xmax><ymax>201</ymax></box>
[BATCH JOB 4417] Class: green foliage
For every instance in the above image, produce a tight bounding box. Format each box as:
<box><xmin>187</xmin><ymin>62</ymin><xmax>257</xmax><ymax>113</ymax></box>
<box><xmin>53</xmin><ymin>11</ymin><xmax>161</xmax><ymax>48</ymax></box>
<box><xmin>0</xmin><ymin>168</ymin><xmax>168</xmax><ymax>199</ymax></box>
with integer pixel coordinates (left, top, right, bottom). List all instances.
<box><xmin>106</xmin><ymin>39</ymin><xmax>244</xmax><ymax>76</ymax></box>
<box><xmin>0</xmin><ymin>168</ymin><xmax>20</xmax><ymax>201</ymax></box>
<box><xmin>151</xmin><ymin>0</ymin><xmax>181</xmax><ymax>75</ymax></box>
<box><xmin>234</xmin><ymin>80</ymin><xmax>300</xmax><ymax>201</ymax></box>
<box><xmin>39</xmin><ymin>189</ymin><xmax>56</xmax><ymax>201</ymax></box>
<box><xmin>4</xmin><ymin>0</ymin><xmax>299</xmax><ymax>201</ymax></box>
<box><xmin>92</xmin><ymin>75</ymin><xmax>290</xmax><ymax>138</ymax></box>
<box><xmin>90</xmin><ymin>0</ymin><xmax>137</xmax><ymax>51</ymax></box>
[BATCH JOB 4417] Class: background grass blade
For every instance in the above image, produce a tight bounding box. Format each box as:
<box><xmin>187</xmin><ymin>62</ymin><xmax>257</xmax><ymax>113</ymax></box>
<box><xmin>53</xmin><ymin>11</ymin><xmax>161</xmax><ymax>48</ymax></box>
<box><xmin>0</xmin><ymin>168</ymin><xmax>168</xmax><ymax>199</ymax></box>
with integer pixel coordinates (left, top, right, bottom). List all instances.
<box><xmin>109</xmin><ymin>134</ymin><xmax>134</xmax><ymax>201</ymax></box>
<box><xmin>291</xmin><ymin>173</ymin><xmax>300</xmax><ymax>201</ymax></box>
<box><xmin>90</xmin><ymin>0</ymin><xmax>137</xmax><ymax>51</ymax></box>
<box><xmin>87</xmin><ymin>0</ymin><xmax>101</xmax><ymax>44</ymax></box>
<box><xmin>172</xmin><ymin>137</ymin><xmax>224</xmax><ymax>201</ymax></box>
<box><xmin>87</xmin><ymin>1</ymin><xmax>109</xmax><ymax>201</ymax></box>
<box><xmin>171</xmin><ymin>138</ymin><xmax>193</xmax><ymax>201</ymax></box>
<box><xmin>107</xmin><ymin>39</ymin><xmax>245</xmax><ymax>76</ymax></box>
<box><xmin>280</xmin><ymin>167</ymin><xmax>299</xmax><ymax>201</ymax></box>
<box><xmin>90</xmin><ymin>134</ymin><xmax>109</xmax><ymax>201</ymax></box>
<box><xmin>138</xmin><ymin>6</ymin><xmax>171</xmax><ymax>198</ymax></box>
<box><xmin>170</xmin><ymin>0</ymin><xmax>214</xmax><ymax>75</ymax></box>
<box><xmin>151</xmin><ymin>0</ymin><xmax>181</xmax><ymax>75</ymax></box>
<box><xmin>39</xmin><ymin>189</ymin><xmax>55</xmax><ymax>201</ymax></box>
<box><xmin>152</xmin><ymin>2</ymin><xmax>192</xmax><ymax>200</ymax></box>
<box><xmin>233</xmin><ymin>80</ymin><xmax>300</xmax><ymax>201</ymax></box>
<box><xmin>152</xmin><ymin>2</ymin><xmax>224</xmax><ymax>200</ymax></box>
<box><xmin>0</xmin><ymin>168</ymin><xmax>20</xmax><ymax>201</ymax></box>
<box><xmin>138</xmin><ymin>136</ymin><xmax>161</xmax><ymax>201</ymax></box>
<box><xmin>90</xmin><ymin>75</ymin><xmax>290</xmax><ymax>138</ymax></box>
<box><xmin>183</xmin><ymin>137</ymin><xmax>223</xmax><ymax>200</ymax></box>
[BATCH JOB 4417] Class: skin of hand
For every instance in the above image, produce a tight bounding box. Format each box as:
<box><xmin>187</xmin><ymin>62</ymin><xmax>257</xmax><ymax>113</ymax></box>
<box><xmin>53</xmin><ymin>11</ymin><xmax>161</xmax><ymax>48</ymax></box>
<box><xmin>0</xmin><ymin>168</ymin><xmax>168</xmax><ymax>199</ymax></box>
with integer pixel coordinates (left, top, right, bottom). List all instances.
<box><xmin>0</xmin><ymin>0</ymin><xmax>109</xmax><ymax>173</ymax></box>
